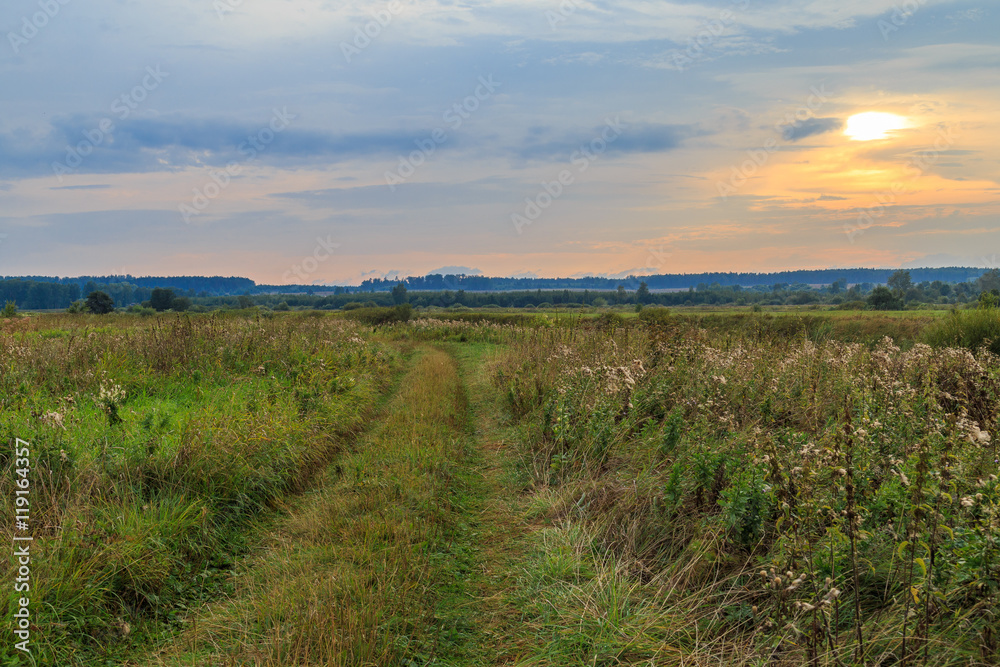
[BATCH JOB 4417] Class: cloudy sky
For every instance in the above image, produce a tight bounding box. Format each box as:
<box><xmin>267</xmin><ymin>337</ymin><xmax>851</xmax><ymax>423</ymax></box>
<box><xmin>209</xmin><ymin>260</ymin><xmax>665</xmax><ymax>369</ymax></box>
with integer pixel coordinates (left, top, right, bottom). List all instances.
<box><xmin>1</xmin><ymin>0</ymin><xmax>998</xmax><ymax>284</ymax></box>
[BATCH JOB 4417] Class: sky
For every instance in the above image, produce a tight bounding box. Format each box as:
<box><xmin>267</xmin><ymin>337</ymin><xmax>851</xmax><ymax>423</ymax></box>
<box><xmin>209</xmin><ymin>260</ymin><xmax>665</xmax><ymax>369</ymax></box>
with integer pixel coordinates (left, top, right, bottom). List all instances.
<box><xmin>1</xmin><ymin>0</ymin><xmax>998</xmax><ymax>285</ymax></box>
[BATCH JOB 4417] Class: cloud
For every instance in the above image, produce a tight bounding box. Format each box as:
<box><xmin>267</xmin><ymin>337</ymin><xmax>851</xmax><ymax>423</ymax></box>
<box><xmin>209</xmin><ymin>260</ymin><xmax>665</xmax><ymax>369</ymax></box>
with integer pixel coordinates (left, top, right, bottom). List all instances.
<box><xmin>50</xmin><ymin>184</ymin><xmax>112</xmax><ymax>190</ymax></box>
<box><xmin>781</xmin><ymin>117</ymin><xmax>843</xmax><ymax>142</ymax></box>
<box><xmin>272</xmin><ymin>179</ymin><xmax>518</xmax><ymax>209</ymax></box>
<box><xmin>542</xmin><ymin>51</ymin><xmax>606</xmax><ymax>66</ymax></box>
<box><xmin>0</xmin><ymin>115</ymin><xmax>432</xmax><ymax>177</ymax></box>
<box><xmin>517</xmin><ymin>122</ymin><xmax>703</xmax><ymax>161</ymax></box>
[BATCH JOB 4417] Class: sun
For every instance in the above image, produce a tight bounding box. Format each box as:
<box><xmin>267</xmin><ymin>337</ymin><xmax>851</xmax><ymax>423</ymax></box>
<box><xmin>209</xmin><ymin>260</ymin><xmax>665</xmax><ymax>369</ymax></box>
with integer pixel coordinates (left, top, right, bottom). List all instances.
<box><xmin>844</xmin><ymin>112</ymin><xmax>909</xmax><ymax>141</ymax></box>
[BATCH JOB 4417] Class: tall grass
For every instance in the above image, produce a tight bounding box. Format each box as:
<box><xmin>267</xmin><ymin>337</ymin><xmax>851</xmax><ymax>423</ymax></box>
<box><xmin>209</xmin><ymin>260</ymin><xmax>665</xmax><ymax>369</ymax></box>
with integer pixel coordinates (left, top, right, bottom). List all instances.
<box><xmin>0</xmin><ymin>313</ymin><xmax>396</xmax><ymax>665</ymax></box>
<box><xmin>924</xmin><ymin>306</ymin><xmax>1000</xmax><ymax>354</ymax></box>
<box><xmin>493</xmin><ymin>323</ymin><xmax>1000</xmax><ymax>665</ymax></box>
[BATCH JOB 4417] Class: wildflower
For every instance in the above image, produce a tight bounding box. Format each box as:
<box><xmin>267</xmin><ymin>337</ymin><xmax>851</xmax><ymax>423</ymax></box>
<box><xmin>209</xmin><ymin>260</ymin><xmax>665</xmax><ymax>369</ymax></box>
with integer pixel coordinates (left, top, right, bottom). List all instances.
<box><xmin>99</xmin><ymin>381</ymin><xmax>126</xmax><ymax>405</ymax></box>
<box><xmin>961</xmin><ymin>497</ymin><xmax>975</xmax><ymax>508</ymax></box>
<box><xmin>41</xmin><ymin>411</ymin><xmax>65</xmax><ymax>429</ymax></box>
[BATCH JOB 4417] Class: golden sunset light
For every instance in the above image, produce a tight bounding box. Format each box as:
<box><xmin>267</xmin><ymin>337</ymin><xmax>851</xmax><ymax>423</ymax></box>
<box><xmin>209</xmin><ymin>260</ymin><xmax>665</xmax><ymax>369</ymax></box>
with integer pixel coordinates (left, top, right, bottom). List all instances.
<box><xmin>844</xmin><ymin>112</ymin><xmax>910</xmax><ymax>141</ymax></box>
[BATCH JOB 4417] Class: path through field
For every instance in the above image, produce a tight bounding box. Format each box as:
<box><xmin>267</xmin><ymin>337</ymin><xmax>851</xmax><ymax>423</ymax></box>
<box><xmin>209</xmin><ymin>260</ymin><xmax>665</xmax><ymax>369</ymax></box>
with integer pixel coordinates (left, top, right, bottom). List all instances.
<box><xmin>141</xmin><ymin>343</ymin><xmax>535</xmax><ymax>666</ymax></box>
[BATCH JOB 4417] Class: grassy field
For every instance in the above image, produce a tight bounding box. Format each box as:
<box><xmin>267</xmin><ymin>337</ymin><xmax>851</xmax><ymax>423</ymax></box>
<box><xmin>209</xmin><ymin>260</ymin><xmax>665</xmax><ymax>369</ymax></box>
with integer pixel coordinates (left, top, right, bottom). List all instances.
<box><xmin>3</xmin><ymin>308</ymin><xmax>999</xmax><ymax>665</ymax></box>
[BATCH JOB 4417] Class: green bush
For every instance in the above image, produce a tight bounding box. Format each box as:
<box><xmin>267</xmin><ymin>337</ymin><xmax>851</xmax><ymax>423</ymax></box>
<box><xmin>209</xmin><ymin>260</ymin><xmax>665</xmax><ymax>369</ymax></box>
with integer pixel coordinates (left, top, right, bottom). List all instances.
<box><xmin>127</xmin><ymin>305</ymin><xmax>157</xmax><ymax>316</ymax></box>
<box><xmin>592</xmin><ymin>312</ymin><xmax>625</xmax><ymax>329</ymax></box>
<box><xmin>637</xmin><ymin>306</ymin><xmax>671</xmax><ymax>326</ymax></box>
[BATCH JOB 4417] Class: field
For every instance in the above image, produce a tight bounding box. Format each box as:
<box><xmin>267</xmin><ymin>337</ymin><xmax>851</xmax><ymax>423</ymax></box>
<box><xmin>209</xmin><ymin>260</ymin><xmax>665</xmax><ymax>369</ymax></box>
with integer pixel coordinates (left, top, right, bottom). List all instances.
<box><xmin>2</xmin><ymin>309</ymin><xmax>999</xmax><ymax>665</ymax></box>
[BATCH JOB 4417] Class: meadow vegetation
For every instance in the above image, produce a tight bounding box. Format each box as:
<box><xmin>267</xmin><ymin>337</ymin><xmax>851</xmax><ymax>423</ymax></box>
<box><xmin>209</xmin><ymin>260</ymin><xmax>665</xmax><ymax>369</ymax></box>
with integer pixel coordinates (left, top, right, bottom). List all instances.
<box><xmin>491</xmin><ymin>316</ymin><xmax>1000</xmax><ymax>665</ymax></box>
<box><xmin>3</xmin><ymin>307</ymin><xmax>1000</xmax><ymax>665</ymax></box>
<box><xmin>0</xmin><ymin>313</ymin><xmax>396</xmax><ymax>664</ymax></box>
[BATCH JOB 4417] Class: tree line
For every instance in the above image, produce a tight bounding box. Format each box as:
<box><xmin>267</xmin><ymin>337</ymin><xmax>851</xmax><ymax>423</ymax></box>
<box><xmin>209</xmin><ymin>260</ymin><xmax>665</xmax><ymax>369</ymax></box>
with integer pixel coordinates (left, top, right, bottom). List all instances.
<box><xmin>6</xmin><ymin>268</ymin><xmax>1000</xmax><ymax>312</ymax></box>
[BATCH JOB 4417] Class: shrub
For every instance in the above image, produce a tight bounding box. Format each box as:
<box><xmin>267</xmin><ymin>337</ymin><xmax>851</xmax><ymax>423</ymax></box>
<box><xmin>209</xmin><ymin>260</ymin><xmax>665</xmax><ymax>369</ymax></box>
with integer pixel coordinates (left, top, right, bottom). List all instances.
<box><xmin>592</xmin><ymin>312</ymin><xmax>625</xmax><ymax>329</ymax></box>
<box><xmin>171</xmin><ymin>296</ymin><xmax>193</xmax><ymax>312</ymax></box>
<box><xmin>637</xmin><ymin>306</ymin><xmax>671</xmax><ymax>326</ymax></box>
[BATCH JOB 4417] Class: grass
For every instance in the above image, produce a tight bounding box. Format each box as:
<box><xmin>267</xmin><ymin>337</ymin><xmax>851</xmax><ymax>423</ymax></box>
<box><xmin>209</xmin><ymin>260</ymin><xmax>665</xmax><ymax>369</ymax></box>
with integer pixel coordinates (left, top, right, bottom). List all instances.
<box><xmin>0</xmin><ymin>313</ymin><xmax>397</xmax><ymax>665</ymax></box>
<box><xmin>5</xmin><ymin>310</ymin><xmax>1000</xmax><ymax>665</ymax></box>
<box><xmin>490</xmin><ymin>321</ymin><xmax>1000</xmax><ymax>665</ymax></box>
<box><xmin>137</xmin><ymin>345</ymin><xmax>499</xmax><ymax>665</ymax></box>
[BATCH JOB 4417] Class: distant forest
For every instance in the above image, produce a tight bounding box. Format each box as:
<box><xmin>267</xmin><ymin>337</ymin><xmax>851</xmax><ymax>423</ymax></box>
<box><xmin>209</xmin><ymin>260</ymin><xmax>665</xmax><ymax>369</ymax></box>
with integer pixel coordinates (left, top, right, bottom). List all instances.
<box><xmin>360</xmin><ymin>267</ymin><xmax>991</xmax><ymax>292</ymax></box>
<box><xmin>1</xmin><ymin>267</ymin><xmax>998</xmax><ymax>310</ymax></box>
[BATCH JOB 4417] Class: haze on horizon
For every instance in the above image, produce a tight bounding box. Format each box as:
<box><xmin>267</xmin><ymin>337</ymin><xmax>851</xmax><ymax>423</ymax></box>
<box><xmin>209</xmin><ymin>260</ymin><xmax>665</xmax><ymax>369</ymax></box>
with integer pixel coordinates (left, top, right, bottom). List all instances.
<box><xmin>1</xmin><ymin>0</ymin><xmax>998</xmax><ymax>285</ymax></box>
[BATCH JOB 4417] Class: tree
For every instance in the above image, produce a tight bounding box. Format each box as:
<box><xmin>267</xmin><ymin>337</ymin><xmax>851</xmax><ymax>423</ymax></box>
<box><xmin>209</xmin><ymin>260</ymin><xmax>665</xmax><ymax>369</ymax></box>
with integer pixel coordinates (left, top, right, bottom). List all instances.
<box><xmin>171</xmin><ymin>296</ymin><xmax>192</xmax><ymax>312</ymax></box>
<box><xmin>977</xmin><ymin>269</ymin><xmax>1000</xmax><ymax>294</ymax></box>
<box><xmin>867</xmin><ymin>285</ymin><xmax>902</xmax><ymax>310</ymax></box>
<box><xmin>392</xmin><ymin>282</ymin><xmax>408</xmax><ymax>305</ymax></box>
<box><xmin>636</xmin><ymin>281</ymin><xmax>652</xmax><ymax>304</ymax></box>
<box><xmin>236</xmin><ymin>295</ymin><xmax>254</xmax><ymax>309</ymax></box>
<box><xmin>615</xmin><ymin>285</ymin><xmax>627</xmax><ymax>304</ymax></box>
<box><xmin>149</xmin><ymin>287</ymin><xmax>175</xmax><ymax>311</ymax></box>
<box><xmin>2</xmin><ymin>300</ymin><xmax>17</xmax><ymax>318</ymax></box>
<box><xmin>887</xmin><ymin>270</ymin><xmax>912</xmax><ymax>296</ymax></box>
<box><xmin>978</xmin><ymin>290</ymin><xmax>999</xmax><ymax>309</ymax></box>
<box><xmin>86</xmin><ymin>290</ymin><xmax>115</xmax><ymax>314</ymax></box>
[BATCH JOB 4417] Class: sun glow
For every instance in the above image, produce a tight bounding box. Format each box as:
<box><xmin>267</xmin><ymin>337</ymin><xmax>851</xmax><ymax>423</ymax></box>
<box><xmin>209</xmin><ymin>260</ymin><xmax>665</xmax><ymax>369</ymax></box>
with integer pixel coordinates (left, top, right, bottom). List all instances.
<box><xmin>844</xmin><ymin>112</ymin><xmax>909</xmax><ymax>141</ymax></box>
